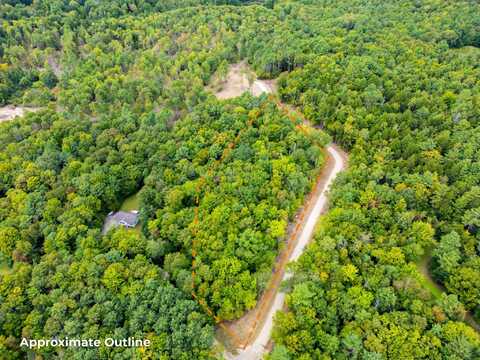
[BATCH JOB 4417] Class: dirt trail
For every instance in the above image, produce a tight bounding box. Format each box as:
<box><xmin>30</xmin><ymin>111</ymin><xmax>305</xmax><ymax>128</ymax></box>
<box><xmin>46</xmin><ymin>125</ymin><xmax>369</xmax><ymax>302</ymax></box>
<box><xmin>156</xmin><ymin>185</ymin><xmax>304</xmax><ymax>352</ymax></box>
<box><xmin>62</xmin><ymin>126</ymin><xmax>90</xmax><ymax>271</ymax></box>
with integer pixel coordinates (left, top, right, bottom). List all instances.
<box><xmin>212</xmin><ymin>70</ymin><xmax>348</xmax><ymax>359</ymax></box>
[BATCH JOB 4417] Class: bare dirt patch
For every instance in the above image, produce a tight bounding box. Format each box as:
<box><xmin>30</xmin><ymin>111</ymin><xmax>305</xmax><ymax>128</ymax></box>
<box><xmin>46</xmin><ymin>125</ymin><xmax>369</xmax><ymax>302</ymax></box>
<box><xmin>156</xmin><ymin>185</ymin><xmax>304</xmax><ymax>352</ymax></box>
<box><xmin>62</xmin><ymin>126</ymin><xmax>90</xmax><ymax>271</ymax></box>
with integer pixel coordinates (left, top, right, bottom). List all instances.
<box><xmin>251</xmin><ymin>79</ymin><xmax>277</xmax><ymax>97</ymax></box>
<box><xmin>211</xmin><ymin>62</ymin><xmax>277</xmax><ymax>100</ymax></box>
<box><xmin>0</xmin><ymin>106</ymin><xmax>40</xmax><ymax>123</ymax></box>
<box><xmin>213</xmin><ymin>62</ymin><xmax>253</xmax><ymax>99</ymax></box>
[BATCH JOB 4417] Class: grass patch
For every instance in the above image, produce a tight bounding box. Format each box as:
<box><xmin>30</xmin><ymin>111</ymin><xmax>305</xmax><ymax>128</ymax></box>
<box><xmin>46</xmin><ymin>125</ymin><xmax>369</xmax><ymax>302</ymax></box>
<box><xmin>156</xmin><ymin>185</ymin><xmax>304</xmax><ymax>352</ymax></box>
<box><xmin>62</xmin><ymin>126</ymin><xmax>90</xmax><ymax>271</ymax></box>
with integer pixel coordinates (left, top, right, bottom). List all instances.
<box><xmin>417</xmin><ymin>272</ymin><xmax>443</xmax><ymax>299</ymax></box>
<box><xmin>0</xmin><ymin>260</ymin><xmax>11</xmax><ymax>276</ymax></box>
<box><xmin>120</xmin><ymin>192</ymin><xmax>140</xmax><ymax>212</ymax></box>
<box><xmin>416</xmin><ymin>254</ymin><xmax>444</xmax><ymax>299</ymax></box>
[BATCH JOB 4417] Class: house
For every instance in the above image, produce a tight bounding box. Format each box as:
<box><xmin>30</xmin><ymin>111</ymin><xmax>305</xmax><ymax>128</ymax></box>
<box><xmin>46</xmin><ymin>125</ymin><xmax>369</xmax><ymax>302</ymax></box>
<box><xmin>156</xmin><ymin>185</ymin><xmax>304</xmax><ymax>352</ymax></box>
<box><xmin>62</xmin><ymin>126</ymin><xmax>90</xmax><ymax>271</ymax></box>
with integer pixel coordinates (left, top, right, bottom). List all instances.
<box><xmin>110</xmin><ymin>211</ymin><xmax>139</xmax><ymax>228</ymax></box>
<box><xmin>103</xmin><ymin>210</ymin><xmax>139</xmax><ymax>234</ymax></box>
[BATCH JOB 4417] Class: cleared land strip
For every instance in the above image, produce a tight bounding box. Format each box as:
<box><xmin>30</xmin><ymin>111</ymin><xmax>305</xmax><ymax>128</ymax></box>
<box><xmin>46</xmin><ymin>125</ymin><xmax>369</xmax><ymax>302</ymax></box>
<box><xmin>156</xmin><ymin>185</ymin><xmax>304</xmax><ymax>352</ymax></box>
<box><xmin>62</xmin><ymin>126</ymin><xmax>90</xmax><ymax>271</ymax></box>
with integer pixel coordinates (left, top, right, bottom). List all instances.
<box><xmin>224</xmin><ymin>142</ymin><xmax>346</xmax><ymax>359</ymax></box>
<box><xmin>214</xmin><ymin>76</ymin><xmax>348</xmax><ymax>358</ymax></box>
<box><xmin>209</xmin><ymin>65</ymin><xmax>348</xmax><ymax>357</ymax></box>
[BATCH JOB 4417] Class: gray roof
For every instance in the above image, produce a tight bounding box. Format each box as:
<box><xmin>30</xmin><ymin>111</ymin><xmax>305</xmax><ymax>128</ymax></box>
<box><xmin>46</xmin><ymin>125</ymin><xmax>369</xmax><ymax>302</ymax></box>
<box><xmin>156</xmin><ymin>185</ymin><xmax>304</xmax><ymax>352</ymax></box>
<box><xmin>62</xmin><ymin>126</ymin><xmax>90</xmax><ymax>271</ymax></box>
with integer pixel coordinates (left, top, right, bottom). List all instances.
<box><xmin>110</xmin><ymin>211</ymin><xmax>139</xmax><ymax>226</ymax></box>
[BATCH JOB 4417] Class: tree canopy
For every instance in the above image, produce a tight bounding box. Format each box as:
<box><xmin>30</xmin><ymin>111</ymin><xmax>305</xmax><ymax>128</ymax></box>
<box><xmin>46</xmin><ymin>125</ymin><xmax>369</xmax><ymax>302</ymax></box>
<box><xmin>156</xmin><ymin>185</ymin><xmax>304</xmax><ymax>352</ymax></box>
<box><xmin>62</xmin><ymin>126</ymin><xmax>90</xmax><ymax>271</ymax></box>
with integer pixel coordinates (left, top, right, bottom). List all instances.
<box><xmin>1</xmin><ymin>0</ymin><xmax>480</xmax><ymax>358</ymax></box>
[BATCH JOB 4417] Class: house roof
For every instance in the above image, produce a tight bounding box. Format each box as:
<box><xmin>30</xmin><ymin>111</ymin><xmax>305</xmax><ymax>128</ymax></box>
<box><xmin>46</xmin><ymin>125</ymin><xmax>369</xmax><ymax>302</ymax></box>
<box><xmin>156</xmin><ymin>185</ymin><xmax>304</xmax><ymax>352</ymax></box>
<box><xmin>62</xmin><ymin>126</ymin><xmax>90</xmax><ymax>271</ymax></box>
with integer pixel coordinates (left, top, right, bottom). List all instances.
<box><xmin>110</xmin><ymin>211</ymin><xmax>139</xmax><ymax>226</ymax></box>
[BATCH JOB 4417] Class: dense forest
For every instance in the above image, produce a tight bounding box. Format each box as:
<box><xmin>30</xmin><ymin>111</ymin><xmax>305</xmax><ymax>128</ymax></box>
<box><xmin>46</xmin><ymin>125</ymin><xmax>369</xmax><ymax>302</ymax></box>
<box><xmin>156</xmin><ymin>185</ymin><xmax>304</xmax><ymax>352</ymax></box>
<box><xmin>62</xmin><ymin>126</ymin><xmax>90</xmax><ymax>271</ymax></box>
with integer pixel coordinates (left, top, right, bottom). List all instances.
<box><xmin>0</xmin><ymin>1</ymin><xmax>324</xmax><ymax>358</ymax></box>
<box><xmin>265</xmin><ymin>1</ymin><xmax>480</xmax><ymax>359</ymax></box>
<box><xmin>1</xmin><ymin>0</ymin><xmax>480</xmax><ymax>359</ymax></box>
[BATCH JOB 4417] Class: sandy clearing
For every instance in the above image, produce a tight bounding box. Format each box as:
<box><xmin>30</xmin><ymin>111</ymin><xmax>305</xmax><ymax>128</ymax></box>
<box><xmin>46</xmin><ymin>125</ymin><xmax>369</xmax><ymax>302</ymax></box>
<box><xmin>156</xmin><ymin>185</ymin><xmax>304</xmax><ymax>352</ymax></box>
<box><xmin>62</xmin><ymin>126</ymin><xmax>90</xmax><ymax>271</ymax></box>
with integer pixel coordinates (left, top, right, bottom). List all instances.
<box><xmin>251</xmin><ymin>79</ymin><xmax>277</xmax><ymax>96</ymax></box>
<box><xmin>0</xmin><ymin>106</ymin><xmax>40</xmax><ymax>123</ymax></box>
<box><xmin>214</xmin><ymin>62</ymin><xmax>252</xmax><ymax>99</ymax></box>
<box><xmin>213</xmin><ymin>62</ymin><xmax>276</xmax><ymax>100</ymax></box>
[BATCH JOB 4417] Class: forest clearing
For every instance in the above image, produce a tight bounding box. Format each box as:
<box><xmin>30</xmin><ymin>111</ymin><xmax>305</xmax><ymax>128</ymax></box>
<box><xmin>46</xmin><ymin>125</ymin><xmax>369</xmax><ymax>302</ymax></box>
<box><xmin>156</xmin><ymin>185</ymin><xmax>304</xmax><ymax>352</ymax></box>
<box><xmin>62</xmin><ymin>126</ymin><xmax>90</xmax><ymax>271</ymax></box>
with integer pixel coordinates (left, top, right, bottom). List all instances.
<box><xmin>0</xmin><ymin>106</ymin><xmax>39</xmax><ymax>122</ymax></box>
<box><xmin>102</xmin><ymin>193</ymin><xmax>141</xmax><ymax>234</ymax></box>
<box><xmin>212</xmin><ymin>62</ymin><xmax>254</xmax><ymax>99</ymax></box>
<box><xmin>212</xmin><ymin>62</ymin><xmax>277</xmax><ymax>99</ymax></box>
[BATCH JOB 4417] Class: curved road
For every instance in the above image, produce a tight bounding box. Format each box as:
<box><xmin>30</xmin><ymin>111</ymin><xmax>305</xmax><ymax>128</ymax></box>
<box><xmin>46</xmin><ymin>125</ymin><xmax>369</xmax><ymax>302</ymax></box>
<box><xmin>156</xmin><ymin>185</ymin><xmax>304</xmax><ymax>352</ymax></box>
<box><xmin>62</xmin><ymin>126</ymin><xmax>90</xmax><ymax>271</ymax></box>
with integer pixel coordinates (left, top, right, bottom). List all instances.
<box><xmin>225</xmin><ymin>80</ymin><xmax>347</xmax><ymax>359</ymax></box>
